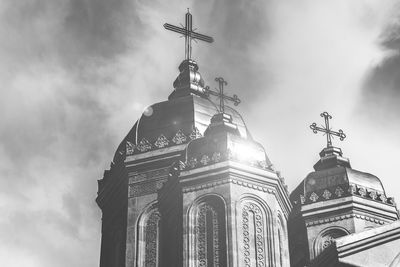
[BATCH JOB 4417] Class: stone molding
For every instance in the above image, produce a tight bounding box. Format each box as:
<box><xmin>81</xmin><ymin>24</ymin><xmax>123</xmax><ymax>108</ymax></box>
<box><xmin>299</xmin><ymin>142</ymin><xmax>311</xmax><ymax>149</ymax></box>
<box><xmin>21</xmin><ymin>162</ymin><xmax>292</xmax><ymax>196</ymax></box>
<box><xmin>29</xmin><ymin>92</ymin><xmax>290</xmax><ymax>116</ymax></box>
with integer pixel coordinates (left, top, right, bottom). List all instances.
<box><xmin>129</xmin><ymin>179</ymin><xmax>165</xmax><ymax>198</ymax></box>
<box><xmin>181</xmin><ymin>149</ymin><xmax>270</xmax><ymax>172</ymax></box>
<box><xmin>126</xmin><ymin>126</ymin><xmax>202</xmax><ymax>155</ymax></box>
<box><xmin>293</xmin><ymin>183</ymin><xmax>395</xmax><ymax>207</ymax></box>
<box><xmin>129</xmin><ymin>168</ymin><xmax>169</xmax><ymax>184</ymax></box>
<box><xmin>182</xmin><ymin>177</ymin><xmax>276</xmax><ymax>195</ymax></box>
<box><xmin>305</xmin><ymin>213</ymin><xmax>386</xmax><ymax>227</ymax></box>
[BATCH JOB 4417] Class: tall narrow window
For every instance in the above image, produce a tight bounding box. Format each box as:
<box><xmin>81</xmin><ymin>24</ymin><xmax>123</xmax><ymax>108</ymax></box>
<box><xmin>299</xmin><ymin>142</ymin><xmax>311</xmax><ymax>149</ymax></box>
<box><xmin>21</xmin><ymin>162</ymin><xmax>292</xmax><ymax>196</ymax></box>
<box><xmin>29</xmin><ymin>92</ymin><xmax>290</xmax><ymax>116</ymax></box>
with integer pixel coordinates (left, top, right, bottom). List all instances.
<box><xmin>137</xmin><ymin>207</ymin><xmax>160</xmax><ymax>267</ymax></box>
<box><xmin>241</xmin><ymin>201</ymin><xmax>268</xmax><ymax>267</ymax></box>
<box><xmin>194</xmin><ymin>197</ymin><xmax>227</xmax><ymax>267</ymax></box>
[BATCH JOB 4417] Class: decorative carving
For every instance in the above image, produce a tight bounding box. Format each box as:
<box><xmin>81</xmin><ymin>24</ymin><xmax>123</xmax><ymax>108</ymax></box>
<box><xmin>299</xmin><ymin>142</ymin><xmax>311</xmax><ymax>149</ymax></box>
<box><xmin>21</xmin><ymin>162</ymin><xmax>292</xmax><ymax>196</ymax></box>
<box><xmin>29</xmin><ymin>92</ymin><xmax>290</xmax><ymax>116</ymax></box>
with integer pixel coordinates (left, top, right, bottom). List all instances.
<box><xmin>126</xmin><ymin>141</ymin><xmax>135</xmax><ymax>155</ymax></box>
<box><xmin>349</xmin><ymin>184</ymin><xmax>357</xmax><ymax>195</ymax></box>
<box><xmin>129</xmin><ymin>180</ymin><xmax>164</xmax><ymax>197</ymax></box>
<box><xmin>300</xmin><ymin>194</ymin><xmax>305</xmax><ymax>204</ymax></box>
<box><xmin>358</xmin><ymin>187</ymin><xmax>366</xmax><ymax>197</ymax></box>
<box><xmin>335</xmin><ymin>186</ymin><xmax>344</xmax><ymax>197</ymax></box>
<box><xmin>144</xmin><ymin>210</ymin><xmax>161</xmax><ymax>267</ymax></box>
<box><xmin>196</xmin><ymin>203</ymin><xmax>221</xmax><ymax>267</ymax></box>
<box><xmin>129</xmin><ymin>168</ymin><xmax>169</xmax><ymax>184</ymax></box>
<box><xmin>306</xmin><ymin>214</ymin><xmax>386</xmax><ymax>227</ymax></box>
<box><xmin>242</xmin><ymin>202</ymin><xmax>265</xmax><ymax>267</ymax></box>
<box><xmin>189</xmin><ymin>126</ymin><xmax>202</xmax><ymax>140</ymax></box>
<box><xmin>137</xmin><ymin>138</ymin><xmax>152</xmax><ymax>152</ymax></box>
<box><xmin>310</xmin><ymin>192</ymin><xmax>319</xmax><ymax>202</ymax></box>
<box><xmin>321</xmin><ymin>235</ymin><xmax>335</xmax><ymax>249</ymax></box>
<box><xmin>369</xmin><ymin>190</ymin><xmax>377</xmax><ymax>200</ymax></box>
<box><xmin>322</xmin><ymin>189</ymin><xmax>332</xmax><ymax>200</ymax></box>
<box><xmin>182</xmin><ymin>178</ymin><xmax>277</xmax><ymax>195</ymax></box>
<box><xmin>212</xmin><ymin>152</ymin><xmax>221</xmax><ymax>163</ymax></box>
<box><xmin>188</xmin><ymin>157</ymin><xmax>198</xmax><ymax>168</ymax></box>
<box><xmin>258</xmin><ymin>160</ymin><xmax>268</xmax><ymax>169</ymax></box>
<box><xmin>172</xmin><ymin>130</ymin><xmax>187</xmax><ymax>144</ymax></box>
<box><xmin>315</xmin><ymin>228</ymin><xmax>349</xmax><ymax>257</ymax></box>
<box><xmin>379</xmin><ymin>193</ymin><xmax>387</xmax><ymax>203</ymax></box>
<box><xmin>200</xmin><ymin>155</ymin><xmax>210</xmax><ymax>165</ymax></box>
<box><xmin>154</xmin><ymin>134</ymin><xmax>169</xmax><ymax>148</ymax></box>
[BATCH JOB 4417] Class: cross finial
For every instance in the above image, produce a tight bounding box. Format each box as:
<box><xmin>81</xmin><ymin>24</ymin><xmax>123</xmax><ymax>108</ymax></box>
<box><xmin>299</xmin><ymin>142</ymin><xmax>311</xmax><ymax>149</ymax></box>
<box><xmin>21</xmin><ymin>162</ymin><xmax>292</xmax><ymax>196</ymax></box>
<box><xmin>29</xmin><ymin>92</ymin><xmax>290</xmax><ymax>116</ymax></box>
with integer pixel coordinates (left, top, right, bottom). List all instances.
<box><xmin>164</xmin><ymin>10</ymin><xmax>214</xmax><ymax>60</ymax></box>
<box><xmin>310</xmin><ymin>112</ymin><xmax>346</xmax><ymax>148</ymax></box>
<box><xmin>205</xmin><ymin>77</ymin><xmax>241</xmax><ymax>113</ymax></box>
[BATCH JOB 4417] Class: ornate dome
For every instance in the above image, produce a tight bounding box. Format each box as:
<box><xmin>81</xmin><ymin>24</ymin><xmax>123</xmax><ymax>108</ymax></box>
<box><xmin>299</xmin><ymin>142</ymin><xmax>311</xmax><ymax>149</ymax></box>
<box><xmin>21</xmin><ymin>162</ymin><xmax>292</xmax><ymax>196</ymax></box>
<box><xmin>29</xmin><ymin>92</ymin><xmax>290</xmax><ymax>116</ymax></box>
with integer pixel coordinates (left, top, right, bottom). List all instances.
<box><xmin>111</xmin><ymin>60</ymin><xmax>251</xmax><ymax>163</ymax></box>
<box><xmin>290</xmin><ymin>146</ymin><xmax>394</xmax><ymax>206</ymax></box>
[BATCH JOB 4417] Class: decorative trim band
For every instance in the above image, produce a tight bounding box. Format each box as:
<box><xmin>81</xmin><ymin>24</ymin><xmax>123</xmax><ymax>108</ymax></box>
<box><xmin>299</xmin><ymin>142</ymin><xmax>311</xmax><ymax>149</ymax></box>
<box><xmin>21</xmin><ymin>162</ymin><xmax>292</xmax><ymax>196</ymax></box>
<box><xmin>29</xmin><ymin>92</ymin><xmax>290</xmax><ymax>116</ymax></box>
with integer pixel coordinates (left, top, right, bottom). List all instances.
<box><xmin>306</xmin><ymin>213</ymin><xmax>386</xmax><ymax>227</ymax></box>
<box><xmin>180</xmin><ymin>149</ymin><xmax>270</xmax><ymax>172</ymax></box>
<box><xmin>126</xmin><ymin>126</ymin><xmax>202</xmax><ymax>155</ymax></box>
<box><xmin>182</xmin><ymin>177</ymin><xmax>276</xmax><ymax>194</ymax></box>
<box><xmin>292</xmin><ymin>183</ymin><xmax>395</xmax><ymax>207</ymax></box>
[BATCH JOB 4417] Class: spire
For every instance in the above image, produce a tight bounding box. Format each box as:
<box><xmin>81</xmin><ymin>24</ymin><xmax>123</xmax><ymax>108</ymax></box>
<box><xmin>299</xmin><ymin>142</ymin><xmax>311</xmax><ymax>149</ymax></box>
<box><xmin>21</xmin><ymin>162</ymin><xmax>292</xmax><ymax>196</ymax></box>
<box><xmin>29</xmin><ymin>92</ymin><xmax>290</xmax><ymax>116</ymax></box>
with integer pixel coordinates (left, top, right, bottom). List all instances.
<box><xmin>164</xmin><ymin>10</ymin><xmax>214</xmax><ymax>99</ymax></box>
<box><xmin>310</xmin><ymin>112</ymin><xmax>350</xmax><ymax>170</ymax></box>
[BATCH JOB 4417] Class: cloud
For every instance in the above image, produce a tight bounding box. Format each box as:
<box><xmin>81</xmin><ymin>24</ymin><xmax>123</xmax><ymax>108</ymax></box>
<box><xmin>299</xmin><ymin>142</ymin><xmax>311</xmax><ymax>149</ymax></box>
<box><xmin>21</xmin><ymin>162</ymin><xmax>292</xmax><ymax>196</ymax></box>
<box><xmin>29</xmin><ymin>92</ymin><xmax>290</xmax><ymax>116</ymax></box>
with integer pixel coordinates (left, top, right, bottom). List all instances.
<box><xmin>1</xmin><ymin>1</ymin><xmax>400</xmax><ymax>266</ymax></box>
<box><xmin>361</xmin><ymin>4</ymin><xmax>400</xmax><ymax>118</ymax></box>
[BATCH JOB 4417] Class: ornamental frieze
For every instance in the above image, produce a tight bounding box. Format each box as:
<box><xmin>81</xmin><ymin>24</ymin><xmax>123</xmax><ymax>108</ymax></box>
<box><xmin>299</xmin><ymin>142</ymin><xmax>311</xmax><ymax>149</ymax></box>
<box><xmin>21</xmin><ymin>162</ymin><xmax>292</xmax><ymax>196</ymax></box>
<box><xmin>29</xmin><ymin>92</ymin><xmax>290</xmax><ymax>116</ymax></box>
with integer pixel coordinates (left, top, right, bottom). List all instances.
<box><xmin>126</xmin><ymin>127</ymin><xmax>202</xmax><ymax>155</ymax></box>
<box><xmin>181</xmin><ymin>149</ymin><xmax>269</xmax><ymax>171</ymax></box>
<box><xmin>292</xmin><ymin>183</ymin><xmax>395</xmax><ymax>206</ymax></box>
<box><xmin>182</xmin><ymin>178</ymin><xmax>276</xmax><ymax>194</ymax></box>
<box><xmin>129</xmin><ymin>180</ymin><xmax>165</xmax><ymax>197</ymax></box>
<box><xmin>306</xmin><ymin>213</ymin><xmax>386</xmax><ymax>227</ymax></box>
<box><xmin>129</xmin><ymin>168</ymin><xmax>169</xmax><ymax>184</ymax></box>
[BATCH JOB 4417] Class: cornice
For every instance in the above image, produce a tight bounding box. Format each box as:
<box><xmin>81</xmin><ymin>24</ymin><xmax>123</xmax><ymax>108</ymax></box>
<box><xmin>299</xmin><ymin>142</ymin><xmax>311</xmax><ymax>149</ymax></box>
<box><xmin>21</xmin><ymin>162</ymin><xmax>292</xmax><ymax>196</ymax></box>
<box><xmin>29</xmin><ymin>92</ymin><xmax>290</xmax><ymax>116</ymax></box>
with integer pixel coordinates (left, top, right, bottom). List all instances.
<box><xmin>305</xmin><ymin>213</ymin><xmax>387</xmax><ymax>227</ymax></box>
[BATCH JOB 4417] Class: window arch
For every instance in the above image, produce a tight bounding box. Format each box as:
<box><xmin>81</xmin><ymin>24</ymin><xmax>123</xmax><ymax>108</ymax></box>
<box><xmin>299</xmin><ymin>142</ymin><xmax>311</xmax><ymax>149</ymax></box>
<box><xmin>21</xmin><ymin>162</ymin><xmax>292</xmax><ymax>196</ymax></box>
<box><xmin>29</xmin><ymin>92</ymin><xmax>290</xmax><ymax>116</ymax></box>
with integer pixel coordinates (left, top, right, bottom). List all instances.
<box><xmin>239</xmin><ymin>197</ymin><xmax>273</xmax><ymax>267</ymax></box>
<box><xmin>190</xmin><ymin>195</ymin><xmax>227</xmax><ymax>267</ymax></box>
<box><xmin>314</xmin><ymin>227</ymin><xmax>349</xmax><ymax>257</ymax></box>
<box><xmin>136</xmin><ymin>203</ymin><xmax>161</xmax><ymax>267</ymax></box>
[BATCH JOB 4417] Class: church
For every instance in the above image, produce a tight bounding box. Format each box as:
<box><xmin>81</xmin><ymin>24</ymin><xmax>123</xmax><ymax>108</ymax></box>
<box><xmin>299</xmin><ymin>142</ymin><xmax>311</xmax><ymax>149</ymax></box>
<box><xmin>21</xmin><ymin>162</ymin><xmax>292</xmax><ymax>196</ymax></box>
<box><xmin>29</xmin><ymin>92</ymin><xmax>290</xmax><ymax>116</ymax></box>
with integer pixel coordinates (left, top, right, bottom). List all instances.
<box><xmin>95</xmin><ymin>11</ymin><xmax>400</xmax><ymax>267</ymax></box>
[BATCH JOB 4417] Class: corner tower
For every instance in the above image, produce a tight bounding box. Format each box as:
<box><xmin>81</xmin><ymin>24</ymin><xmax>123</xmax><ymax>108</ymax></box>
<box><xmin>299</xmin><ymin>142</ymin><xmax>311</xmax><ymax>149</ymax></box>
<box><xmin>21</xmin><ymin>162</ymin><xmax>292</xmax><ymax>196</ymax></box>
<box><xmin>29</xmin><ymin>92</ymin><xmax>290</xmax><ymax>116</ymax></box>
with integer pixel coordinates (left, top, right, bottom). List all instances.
<box><xmin>159</xmin><ymin>90</ymin><xmax>291</xmax><ymax>266</ymax></box>
<box><xmin>288</xmin><ymin>112</ymin><xmax>399</xmax><ymax>267</ymax></box>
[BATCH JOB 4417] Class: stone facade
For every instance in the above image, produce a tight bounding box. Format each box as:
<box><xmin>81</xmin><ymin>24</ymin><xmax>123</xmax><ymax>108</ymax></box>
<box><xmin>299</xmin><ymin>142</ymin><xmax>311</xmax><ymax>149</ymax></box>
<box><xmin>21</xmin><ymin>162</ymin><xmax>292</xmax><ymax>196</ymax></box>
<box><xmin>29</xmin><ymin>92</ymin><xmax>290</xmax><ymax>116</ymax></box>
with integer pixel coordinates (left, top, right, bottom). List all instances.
<box><xmin>96</xmin><ymin>58</ymin><xmax>400</xmax><ymax>267</ymax></box>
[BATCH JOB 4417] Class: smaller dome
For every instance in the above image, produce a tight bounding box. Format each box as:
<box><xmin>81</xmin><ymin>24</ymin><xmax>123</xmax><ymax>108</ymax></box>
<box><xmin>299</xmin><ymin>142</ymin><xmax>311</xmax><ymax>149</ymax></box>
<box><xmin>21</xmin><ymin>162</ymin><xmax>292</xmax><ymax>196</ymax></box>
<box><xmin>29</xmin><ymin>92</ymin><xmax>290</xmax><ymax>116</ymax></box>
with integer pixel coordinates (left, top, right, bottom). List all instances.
<box><xmin>182</xmin><ymin>113</ymin><xmax>272</xmax><ymax>171</ymax></box>
<box><xmin>290</xmin><ymin>146</ymin><xmax>394</xmax><ymax>207</ymax></box>
<box><xmin>304</xmin><ymin>166</ymin><xmax>386</xmax><ymax>196</ymax></box>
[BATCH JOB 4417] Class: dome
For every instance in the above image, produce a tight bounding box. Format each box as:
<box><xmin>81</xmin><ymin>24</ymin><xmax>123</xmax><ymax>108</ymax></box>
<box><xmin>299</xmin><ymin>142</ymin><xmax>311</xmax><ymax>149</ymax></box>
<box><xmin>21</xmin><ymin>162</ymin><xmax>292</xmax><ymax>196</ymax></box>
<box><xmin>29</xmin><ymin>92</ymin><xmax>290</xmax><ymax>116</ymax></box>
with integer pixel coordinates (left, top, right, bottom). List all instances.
<box><xmin>112</xmin><ymin>59</ymin><xmax>251</xmax><ymax>163</ymax></box>
<box><xmin>182</xmin><ymin>113</ymin><xmax>272</xmax><ymax>171</ymax></box>
<box><xmin>304</xmin><ymin>166</ymin><xmax>386</xmax><ymax>196</ymax></box>
<box><xmin>290</xmin><ymin>146</ymin><xmax>393</xmax><ymax>206</ymax></box>
<box><xmin>112</xmin><ymin>94</ymin><xmax>250</xmax><ymax>162</ymax></box>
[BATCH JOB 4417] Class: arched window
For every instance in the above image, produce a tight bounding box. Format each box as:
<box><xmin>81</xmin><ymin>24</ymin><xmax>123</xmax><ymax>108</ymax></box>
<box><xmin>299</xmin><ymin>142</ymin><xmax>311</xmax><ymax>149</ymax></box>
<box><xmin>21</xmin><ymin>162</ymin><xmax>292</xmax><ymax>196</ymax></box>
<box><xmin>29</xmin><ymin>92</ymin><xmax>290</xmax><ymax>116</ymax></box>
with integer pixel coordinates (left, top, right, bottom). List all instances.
<box><xmin>191</xmin><ymin>195</ymin><xmax>227</xmax><ymax>267</ymax></box>
<box><xmin>314</xmin><ymin>227</ymin><xmax>349</xmax><ymax>258</ymax></box>
<box><xmin>137</xmin><ymin>205</ymin><xmax>161</xmax><ymax>267</ymax></box>
<box><xmin>240</xmin><ymin>199</ymin><xmax>272</xmax><ymax>267</ymax></box>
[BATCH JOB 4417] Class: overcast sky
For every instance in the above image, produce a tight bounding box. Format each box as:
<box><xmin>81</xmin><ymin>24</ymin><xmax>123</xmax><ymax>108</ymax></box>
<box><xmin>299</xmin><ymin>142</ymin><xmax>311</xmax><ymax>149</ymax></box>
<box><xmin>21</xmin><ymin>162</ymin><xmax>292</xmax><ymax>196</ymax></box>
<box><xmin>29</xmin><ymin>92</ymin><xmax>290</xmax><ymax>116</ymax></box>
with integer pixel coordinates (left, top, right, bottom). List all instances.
<box><xmin>1</xmin><ymin>0</ymin><xmax>400</xmax><ymax>266</ymax></box>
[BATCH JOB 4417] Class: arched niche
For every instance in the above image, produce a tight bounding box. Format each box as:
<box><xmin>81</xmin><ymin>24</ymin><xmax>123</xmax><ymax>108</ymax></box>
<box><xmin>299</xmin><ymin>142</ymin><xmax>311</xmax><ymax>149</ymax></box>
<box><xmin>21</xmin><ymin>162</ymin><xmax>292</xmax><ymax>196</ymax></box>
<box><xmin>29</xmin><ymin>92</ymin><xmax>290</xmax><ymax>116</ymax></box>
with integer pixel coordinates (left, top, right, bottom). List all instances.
<box><xmin>136</xmin><ymin>202</ymin><xmax>161</xmax><ymax>267</ymax></box>
<box><xmin>188</xmin><ymin>194</ymin><xmax>227</xmax><ymax>267</ymax></box>
<box><xmin>313</xmin><ymin>226</ymin><xmax>349</xmax><ymax>257</ymax></box>
<box><xmin>239</xmin><ymin>196</ymin><xmax>274</xmax><ymax>267</ymax></box>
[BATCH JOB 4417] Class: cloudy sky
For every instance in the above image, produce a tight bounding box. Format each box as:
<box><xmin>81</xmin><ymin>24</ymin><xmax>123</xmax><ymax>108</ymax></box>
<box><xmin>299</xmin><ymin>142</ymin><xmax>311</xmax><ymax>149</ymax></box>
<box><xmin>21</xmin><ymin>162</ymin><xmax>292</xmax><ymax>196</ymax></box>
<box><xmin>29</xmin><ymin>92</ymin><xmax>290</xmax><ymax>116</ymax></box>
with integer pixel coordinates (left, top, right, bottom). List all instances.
<box><xmin>1</xmin><ymin>0</ymin><xmax>400</xmax><ymax>266</ymax></box>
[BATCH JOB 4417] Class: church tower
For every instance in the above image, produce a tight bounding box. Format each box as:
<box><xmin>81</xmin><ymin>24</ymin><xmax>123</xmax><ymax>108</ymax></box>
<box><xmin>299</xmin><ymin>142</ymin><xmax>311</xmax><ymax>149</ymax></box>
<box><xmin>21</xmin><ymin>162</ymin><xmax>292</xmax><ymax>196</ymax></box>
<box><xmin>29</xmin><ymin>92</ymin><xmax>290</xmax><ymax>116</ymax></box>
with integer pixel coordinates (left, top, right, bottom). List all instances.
<box><xmin>288</xmin><ymin>112</ymin><xmax>399</xmax><ymax>267</ymax></box>
<box><xmin>96</xmin><ymin>11</ymin><xmax>291</xmax><ymax>267</ymax></box>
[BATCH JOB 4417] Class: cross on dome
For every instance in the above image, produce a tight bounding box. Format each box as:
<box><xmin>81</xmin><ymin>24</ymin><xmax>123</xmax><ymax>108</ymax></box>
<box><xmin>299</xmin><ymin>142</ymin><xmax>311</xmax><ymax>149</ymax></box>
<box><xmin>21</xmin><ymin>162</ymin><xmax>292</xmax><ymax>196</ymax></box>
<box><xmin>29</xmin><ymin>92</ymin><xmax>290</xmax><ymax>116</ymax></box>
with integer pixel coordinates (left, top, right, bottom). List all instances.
<box><xmin>310</xmin><ymin>112</ymin><xmax>346</xmax><ymax>148</ymax></box>
<box><xmin>164</xmin><ymin>9</ymin><xmax>214</xmax><ymax>60</ymax></box>
<box><xmin>205</xmin><ymin>77</ymin><xmax>241</xmax><ymax>114</ymax></box>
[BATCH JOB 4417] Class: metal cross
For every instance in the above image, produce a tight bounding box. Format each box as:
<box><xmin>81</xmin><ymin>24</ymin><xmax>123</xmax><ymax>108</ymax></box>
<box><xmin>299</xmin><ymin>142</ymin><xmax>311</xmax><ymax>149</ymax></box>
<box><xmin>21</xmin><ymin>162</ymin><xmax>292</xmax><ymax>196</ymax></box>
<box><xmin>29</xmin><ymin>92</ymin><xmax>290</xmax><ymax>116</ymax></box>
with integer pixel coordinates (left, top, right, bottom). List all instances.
<box><xmin>310</xmin><ymin>112</ymin><xmax>346</xmax><ymax>148</ymax></box>
<box><xmin>205</xmin><ymin>77</ymin><xmax>241</xmax><ymax>113</ymax></box>
<box><xmin>164</xmin><ymin>9</ymin><xmax>214</xmax><ymax>60</ymax></box>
